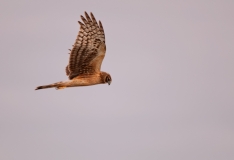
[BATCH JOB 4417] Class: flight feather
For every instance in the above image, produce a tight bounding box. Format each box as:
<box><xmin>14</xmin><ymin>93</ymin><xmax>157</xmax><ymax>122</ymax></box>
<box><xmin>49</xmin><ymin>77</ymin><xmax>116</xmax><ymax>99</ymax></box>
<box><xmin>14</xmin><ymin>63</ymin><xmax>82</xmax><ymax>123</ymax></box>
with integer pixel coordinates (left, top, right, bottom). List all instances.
<box><xmin>67</xmin><ymin>12</ymin><xmax>106</xmax><ymax>79</ymax></box>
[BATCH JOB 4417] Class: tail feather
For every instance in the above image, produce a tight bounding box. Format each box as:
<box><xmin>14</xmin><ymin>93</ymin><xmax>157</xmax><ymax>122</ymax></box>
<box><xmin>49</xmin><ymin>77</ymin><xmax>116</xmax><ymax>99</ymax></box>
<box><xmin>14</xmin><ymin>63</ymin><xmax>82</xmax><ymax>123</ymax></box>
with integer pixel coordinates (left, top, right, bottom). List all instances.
<box><xmin>35</xmin><ymin>83</ymin><xmax>59</xmax><ymax>90</ymax></box>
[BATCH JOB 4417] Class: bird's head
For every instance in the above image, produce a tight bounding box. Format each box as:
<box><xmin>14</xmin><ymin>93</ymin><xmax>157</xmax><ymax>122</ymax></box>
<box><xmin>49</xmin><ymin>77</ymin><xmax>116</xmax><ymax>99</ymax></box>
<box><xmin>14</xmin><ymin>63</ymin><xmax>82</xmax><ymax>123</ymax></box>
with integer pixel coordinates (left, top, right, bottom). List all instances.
<box><xmin>101</xmin><ymin>72</ymin><xmax>112</xmax><ymax>85</ymax></box>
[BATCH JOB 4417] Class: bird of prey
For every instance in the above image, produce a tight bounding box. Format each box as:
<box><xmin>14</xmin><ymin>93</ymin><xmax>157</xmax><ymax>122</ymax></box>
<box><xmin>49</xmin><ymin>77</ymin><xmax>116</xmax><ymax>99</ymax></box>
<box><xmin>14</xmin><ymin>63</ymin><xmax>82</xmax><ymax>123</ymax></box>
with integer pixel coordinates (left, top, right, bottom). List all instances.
<box><xmin>35</xmin><ymin>12</ymin><xmax>112</xmax><ymax>90</ymax></box>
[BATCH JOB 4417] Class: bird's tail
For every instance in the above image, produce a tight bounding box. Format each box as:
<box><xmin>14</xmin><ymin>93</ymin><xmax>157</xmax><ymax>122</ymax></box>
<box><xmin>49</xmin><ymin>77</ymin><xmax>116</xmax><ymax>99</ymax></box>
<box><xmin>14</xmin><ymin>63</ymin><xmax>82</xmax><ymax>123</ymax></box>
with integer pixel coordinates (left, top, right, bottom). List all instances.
<box><xmin>35</xmin><ymin>82</ymin><xmax>65</xmax><ymax>90</ymax></box>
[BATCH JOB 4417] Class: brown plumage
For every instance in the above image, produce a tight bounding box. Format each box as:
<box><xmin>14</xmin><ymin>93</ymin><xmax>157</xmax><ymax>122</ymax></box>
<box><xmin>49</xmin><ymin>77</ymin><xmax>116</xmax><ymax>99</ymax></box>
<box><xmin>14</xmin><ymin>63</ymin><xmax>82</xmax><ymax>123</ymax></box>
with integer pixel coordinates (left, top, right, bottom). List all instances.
<box><xmin>35</xmin><ymin>12</ymin><xmax>112</xmax><ymax>90</ymax></box>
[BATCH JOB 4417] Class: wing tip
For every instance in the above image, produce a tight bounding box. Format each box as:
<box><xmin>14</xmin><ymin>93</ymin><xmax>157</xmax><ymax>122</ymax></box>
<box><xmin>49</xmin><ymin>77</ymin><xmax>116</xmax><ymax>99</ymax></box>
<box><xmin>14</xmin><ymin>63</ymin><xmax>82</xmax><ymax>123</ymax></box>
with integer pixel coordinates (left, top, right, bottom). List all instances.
<box><xmin>78</xmin><ymin>21</ymin><xmax>84</xmax><ymax>26</ymax></box>
<box><xmin>84</xmin><ymin>11</ymin><xmax>89</xmax><ymax>17</ymax></box>
<box><xmin>99</xmin><ymin>20</ymin><xmax>104</xmax><ymax>30</ymax></box>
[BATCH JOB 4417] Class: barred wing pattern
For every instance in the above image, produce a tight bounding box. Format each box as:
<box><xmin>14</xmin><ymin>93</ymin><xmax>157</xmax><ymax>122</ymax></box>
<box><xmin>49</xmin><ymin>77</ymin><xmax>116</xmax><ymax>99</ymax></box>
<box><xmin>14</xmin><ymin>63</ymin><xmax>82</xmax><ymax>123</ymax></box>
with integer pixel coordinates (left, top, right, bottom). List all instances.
<box><xmin>66</xmin><ymin>12</ymin><xmax>106</xmax><ymax>80</ymax></box>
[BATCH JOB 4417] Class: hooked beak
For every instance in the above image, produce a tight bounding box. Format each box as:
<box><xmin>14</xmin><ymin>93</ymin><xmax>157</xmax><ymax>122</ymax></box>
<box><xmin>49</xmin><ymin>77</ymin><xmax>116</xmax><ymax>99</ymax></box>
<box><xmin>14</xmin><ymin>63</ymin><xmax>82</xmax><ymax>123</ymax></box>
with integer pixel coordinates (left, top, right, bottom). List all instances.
<box><xmin>108</xmin><ymin>81</ymin><xmax>112</xmax><ymax>85</ymax></box>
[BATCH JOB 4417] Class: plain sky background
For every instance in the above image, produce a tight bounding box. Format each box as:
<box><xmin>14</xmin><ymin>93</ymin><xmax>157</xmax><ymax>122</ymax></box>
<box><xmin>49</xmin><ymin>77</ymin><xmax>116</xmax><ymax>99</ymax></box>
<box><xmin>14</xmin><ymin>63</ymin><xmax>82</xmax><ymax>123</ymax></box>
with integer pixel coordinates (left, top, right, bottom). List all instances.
<box><xmin>0</xmin><ymin>0</ymin><xmax>234</xmax><ymax>160</ymax></box>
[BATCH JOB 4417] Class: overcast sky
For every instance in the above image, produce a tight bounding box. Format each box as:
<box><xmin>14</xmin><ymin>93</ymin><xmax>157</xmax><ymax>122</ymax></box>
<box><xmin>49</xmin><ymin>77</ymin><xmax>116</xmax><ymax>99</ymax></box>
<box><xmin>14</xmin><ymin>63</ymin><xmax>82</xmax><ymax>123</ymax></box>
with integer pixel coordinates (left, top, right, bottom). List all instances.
<box><xmin>0</xmin><ymin>0</ymin><xmax>234</xmax><ymax>160</ymax></box>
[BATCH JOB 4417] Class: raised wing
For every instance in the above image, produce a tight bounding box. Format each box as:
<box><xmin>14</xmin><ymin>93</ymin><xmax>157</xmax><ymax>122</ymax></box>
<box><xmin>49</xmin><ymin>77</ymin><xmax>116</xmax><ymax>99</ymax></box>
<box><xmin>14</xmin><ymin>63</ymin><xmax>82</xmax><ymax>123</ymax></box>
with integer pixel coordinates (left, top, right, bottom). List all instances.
<box><xmin>66</xmin><ymin>12</ymin><xmax>106</xmax><ymax>79</ymax></box>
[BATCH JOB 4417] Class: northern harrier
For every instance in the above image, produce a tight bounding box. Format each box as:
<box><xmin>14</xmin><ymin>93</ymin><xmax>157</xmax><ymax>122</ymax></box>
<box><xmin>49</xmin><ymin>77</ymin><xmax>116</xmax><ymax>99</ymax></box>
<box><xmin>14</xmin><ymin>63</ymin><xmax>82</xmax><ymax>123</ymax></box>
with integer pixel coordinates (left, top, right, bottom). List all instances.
<box><xmin>35</xmin><ymin>12</ymin><xmax>112</xmax><ymax>90</ymax></box>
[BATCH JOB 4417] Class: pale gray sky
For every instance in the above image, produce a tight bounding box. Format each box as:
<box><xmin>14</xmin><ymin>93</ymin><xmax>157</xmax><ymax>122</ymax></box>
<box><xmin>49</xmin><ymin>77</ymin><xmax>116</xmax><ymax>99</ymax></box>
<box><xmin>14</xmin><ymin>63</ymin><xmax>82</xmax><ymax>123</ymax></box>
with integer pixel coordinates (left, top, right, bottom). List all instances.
<box><xmin>0</xmin><ymin>0</ymin><xmax>234</xmax><ymax>160</ymax></box>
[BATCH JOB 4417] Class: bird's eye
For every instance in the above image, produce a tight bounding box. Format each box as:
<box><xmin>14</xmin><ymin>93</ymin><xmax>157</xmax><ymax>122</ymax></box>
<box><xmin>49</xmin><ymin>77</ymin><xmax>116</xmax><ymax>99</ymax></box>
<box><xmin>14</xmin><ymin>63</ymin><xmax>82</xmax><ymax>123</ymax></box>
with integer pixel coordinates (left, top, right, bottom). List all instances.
<box><xmin>105</xmin><ymin>76</ymin><xmax>111</xmax><ymax>83</ymax></box>
<box><xmin>105</xmin><ymin>76</ymin><xmax>109</xmax><ymax>82</ymax></box>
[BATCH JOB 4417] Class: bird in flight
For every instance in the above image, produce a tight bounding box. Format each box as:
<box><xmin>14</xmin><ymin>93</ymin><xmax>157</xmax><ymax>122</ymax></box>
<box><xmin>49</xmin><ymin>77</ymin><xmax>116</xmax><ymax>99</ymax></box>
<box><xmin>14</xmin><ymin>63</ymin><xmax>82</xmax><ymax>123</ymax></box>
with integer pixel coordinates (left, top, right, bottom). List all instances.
<box><xmin>36</xmin><ymin>12</ymin><xmax>112</xmax><ymax>90</ymax></box>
